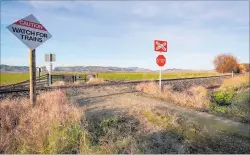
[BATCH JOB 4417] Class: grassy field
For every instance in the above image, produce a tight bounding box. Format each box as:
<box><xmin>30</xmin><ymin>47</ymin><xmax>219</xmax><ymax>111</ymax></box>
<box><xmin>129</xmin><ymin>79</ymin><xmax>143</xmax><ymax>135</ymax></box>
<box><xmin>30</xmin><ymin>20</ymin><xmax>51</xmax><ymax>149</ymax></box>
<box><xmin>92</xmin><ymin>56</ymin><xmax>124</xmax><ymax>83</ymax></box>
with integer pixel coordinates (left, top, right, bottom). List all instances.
<box><xmin>0</xmin><ymin>73</ymin><xmax>30</xmax><ymax>86</ymax></box>
<box><xmin>1</xmin><ymin>88</ymin><xmax>249</xmax><ymax>153</ymax></box>
<box><xmin>0</xmin><ymin>71</ymin><xmax>219</xmax><ymax>86</ymax></box>
<box><xmin>0</xmin><ymin>73</ymin><xmax>48</xmax><ymax>86</ymax></box>
<box><xmin>98</xmin><ymin>72</ymin><xmax>219</xmax><ymax>80</ymax></box>
<box><xmin>137</xmin><ymin>74</ymin><xmax>250</xmax><ymax>123</ymax></box>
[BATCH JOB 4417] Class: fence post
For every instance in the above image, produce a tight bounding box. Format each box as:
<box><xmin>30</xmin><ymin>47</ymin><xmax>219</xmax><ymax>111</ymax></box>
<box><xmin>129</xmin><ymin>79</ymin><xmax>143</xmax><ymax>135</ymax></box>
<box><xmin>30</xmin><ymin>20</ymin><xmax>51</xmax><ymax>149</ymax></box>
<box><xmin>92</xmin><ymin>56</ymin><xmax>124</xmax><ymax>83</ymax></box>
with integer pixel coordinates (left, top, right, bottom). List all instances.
<box><xmin>51</xmin><ymin>74</ymin><xmax>53</xmax><ymax>85</ymax></box>
<box><xmin>47</xmin><ymin>74</ymin><xmax>49</xmax><ymax>86</ymax></box>
<box><xmin>232</xmin><ymin>71</ymin><xmax>234</xmax><ymax>78</ymax></box>
<box><xmin>85</xmin><ymin>74</ymin><xmax>87</xmax><ymax>83</ymax></box>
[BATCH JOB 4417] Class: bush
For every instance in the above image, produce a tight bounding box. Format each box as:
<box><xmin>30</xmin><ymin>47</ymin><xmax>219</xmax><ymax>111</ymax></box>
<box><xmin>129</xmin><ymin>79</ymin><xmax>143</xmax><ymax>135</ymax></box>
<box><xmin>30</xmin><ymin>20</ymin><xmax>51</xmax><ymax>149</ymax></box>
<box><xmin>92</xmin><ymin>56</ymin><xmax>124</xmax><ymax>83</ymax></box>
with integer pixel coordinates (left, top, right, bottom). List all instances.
<box><xmin>230</xmin><ymin>91</ymin><xmax>250</xmax><ymax>119</ymax></box>
<box><xmin>210</xmin><ymin>104</ymin><xmax>228</xmax><ymax>114</ymax></box>
<box><xmin>212</xmin><ymin>89</ymin><xmax>235</xmax><ymax>106</ymax></box>
<box><xmin>213</xmin><ymin>54</ymin><xmax>240</xmax><ymax>73</ymax></box>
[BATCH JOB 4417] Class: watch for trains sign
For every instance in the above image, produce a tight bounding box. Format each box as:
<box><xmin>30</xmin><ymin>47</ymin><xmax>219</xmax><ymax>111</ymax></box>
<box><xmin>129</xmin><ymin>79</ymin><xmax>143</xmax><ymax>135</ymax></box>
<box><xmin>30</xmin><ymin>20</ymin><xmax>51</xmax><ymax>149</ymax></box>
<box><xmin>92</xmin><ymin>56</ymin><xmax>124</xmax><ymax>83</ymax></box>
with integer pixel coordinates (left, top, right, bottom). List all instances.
<box><xmin>154</xmin><ymin>40</ymin><xmax>167</xmax><ymax>52</ymax></box>
<box><xmin>7</xmin><ymin>14</ymin><xmax>52</xmax><ymax>50</ymax></box>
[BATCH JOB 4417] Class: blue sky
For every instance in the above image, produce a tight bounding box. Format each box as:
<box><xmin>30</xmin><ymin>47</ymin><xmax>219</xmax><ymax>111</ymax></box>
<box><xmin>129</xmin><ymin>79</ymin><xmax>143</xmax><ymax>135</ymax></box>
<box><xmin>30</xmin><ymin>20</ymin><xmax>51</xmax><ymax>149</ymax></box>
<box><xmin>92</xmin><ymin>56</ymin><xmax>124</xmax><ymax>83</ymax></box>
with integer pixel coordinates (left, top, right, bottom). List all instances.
<box><xmin>1</xmin><ymin>1</ymin><xmax>249</xmax><ymax>70</ymax></box>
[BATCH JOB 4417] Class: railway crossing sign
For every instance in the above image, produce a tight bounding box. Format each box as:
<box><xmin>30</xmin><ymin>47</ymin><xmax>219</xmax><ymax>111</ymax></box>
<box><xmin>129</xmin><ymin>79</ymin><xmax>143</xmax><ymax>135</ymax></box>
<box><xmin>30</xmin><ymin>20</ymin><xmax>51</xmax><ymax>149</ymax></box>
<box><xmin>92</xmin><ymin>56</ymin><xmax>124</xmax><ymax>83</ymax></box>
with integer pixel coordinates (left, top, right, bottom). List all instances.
<box><xmin>154</xmin><ymin>40</ymin><xmax>168</xmax><ymax>92</ymax></box>
<box><xmin>45</xmin><ymin>53</ymin><xmax>56</xmax><ymax>86</ymax></box>
<box><xmin>156</xmin><ymin>55</ymin><xmax>166</xmax><ymax>67</ymax></box>
<box><xmin>154</xmin><ymin>40</ymin><xmax>167</xmax><ymax>52</ymax></box>
<box><xmin>6</xmin><ymin>14</ymin><xmax>52</xmax><ymax>105</ymax></box>
<box><xmin>7</xmin><ymin>14</ymin><xmax>52</xmax><ymax>50</ymax></box>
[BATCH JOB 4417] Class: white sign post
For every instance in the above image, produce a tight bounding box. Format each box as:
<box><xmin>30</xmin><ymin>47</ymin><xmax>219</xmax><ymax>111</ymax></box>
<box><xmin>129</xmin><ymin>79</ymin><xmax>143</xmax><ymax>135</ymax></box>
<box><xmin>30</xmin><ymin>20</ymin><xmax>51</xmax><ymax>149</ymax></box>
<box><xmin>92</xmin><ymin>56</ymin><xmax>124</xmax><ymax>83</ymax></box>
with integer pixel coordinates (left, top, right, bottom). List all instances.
<box><xmin>159</xmin><ymin>67</ymin><xmax>162</xmax><ymax>91</ymax></box>
<box><xmin>45</xmin><ymin>54</ymin><xmax>56</xmax><ymax>86</ymax></box>
<box><xmin>7</xmin><ymin>14</ymin><xmax>52</xmax><ymax>105</ymax></box>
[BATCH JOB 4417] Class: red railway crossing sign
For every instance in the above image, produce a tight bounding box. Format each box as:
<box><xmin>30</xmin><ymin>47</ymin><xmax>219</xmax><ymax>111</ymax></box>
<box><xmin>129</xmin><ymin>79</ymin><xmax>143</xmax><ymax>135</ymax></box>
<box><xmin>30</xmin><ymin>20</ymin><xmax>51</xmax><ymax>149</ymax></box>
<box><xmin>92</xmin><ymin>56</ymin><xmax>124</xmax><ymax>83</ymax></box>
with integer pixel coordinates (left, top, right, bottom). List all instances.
<box><xmin>154</xmin><ymin>40</ymin><xmax>167</xmax><ymax>52</ymax></box>
<box><xmin>156</xmin><ymin>55</ymin><xmax>166</xmax><ymax>67</ymax></box>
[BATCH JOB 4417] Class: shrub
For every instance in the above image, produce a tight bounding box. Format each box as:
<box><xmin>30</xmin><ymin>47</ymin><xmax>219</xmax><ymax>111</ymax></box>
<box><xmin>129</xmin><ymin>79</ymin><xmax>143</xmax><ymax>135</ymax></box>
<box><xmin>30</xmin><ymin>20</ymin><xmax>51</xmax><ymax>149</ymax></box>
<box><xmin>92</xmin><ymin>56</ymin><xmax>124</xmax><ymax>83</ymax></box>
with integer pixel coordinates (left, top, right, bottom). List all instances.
<box><xmin>213</xmin><ymin>53</ymin><xmax>240</xmax><ymax>73</ymax></box>
<box><xmin>212</xmin><ymin>89</ymin><xmax>235</xmax><ymax>106</ymax></box>
<box><xmin>230</xmin><ymin>91</ymin><xmax>250</xmax><ymax>119</ymax></box>
<box><xmin>210</xmin><ymin>104</ymin><xmax>228</xmax><ymax>114</ymax></box>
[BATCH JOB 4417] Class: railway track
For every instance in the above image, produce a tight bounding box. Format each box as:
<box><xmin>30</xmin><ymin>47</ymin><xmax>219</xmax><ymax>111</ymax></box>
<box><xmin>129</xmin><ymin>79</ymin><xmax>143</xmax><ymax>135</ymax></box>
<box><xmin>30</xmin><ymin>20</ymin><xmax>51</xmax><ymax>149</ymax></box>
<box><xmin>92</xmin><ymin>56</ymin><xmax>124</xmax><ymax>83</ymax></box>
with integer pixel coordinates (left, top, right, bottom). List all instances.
<box><xmin>0</xmin><ymin>74</ymin><xmax>232</xmax><ymax>94</ymax></box>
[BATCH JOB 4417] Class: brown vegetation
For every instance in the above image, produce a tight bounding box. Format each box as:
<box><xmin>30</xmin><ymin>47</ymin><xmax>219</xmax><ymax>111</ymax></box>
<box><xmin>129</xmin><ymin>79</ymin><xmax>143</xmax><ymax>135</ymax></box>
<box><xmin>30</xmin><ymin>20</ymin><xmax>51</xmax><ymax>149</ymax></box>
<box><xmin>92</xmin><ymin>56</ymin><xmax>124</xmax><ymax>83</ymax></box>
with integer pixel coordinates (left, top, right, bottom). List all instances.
<box><xmin>86</xmin><ymin>78</ymin><xmax>104</xmax><ymax>84</ymax></box>
<box><xmin>220</xmin><ymin>74</ymin><xmax>249</xmax><ymax>89</ymax></box>
<box><xmin>136</xmin><ymin>82</ymin><xmax>210</xmax><ymax>111</ymax></box>
<box><xmin>240</xmin><ymin>63</ymin><xmax>250</xmax><ymax>72</ymax></box>
<box><xmin>0</xmin><ymin>90</ymin><xmax>84</xmax><ymax>153</ymax></box>
<box><xmin>213</xmin><ymin>54</ymin><xmax>240</xmax><ymax>73</ymax></box>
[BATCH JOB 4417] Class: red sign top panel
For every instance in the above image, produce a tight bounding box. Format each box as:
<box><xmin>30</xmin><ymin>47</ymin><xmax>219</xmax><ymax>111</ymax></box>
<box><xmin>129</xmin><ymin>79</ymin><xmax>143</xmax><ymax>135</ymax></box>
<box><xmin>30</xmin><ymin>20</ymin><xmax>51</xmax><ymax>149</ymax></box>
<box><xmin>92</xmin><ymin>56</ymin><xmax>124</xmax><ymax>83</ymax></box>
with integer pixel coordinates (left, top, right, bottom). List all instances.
<box><xmin>156</xmin><ymin>55</ymin><xmax>166</xmax><ymax>67</ymax></box>
<box><xmin>14</xmin><ymin>19</ymin><xmax>47</xmax><ymax>31</ymax></box>
<box><xmin>154</xmin><ymin>40</ymin><xmax>167</xmax><ymax>52</ymax></box>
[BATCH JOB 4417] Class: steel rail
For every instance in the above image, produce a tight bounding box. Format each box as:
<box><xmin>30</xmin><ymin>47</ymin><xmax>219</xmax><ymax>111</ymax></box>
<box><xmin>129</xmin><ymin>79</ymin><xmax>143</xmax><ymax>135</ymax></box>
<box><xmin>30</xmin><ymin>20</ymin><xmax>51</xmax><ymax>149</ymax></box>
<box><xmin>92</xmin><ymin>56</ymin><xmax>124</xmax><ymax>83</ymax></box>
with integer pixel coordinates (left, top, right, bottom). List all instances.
<box><xmin>0</xmin><ymin>74</ymin><xmax>232</xmax><ymax>94</ymax></box>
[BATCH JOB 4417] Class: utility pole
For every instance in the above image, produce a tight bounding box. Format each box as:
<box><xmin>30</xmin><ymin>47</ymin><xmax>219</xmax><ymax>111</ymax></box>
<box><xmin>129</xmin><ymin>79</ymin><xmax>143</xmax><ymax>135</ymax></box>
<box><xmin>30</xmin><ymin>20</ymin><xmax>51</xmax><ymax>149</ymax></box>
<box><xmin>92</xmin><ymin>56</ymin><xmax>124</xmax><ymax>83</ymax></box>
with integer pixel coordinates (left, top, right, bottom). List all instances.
<box><xmin>29</xmin><ymin>49</ymin><xmax>36</xmax><ymax>105</ymax></box>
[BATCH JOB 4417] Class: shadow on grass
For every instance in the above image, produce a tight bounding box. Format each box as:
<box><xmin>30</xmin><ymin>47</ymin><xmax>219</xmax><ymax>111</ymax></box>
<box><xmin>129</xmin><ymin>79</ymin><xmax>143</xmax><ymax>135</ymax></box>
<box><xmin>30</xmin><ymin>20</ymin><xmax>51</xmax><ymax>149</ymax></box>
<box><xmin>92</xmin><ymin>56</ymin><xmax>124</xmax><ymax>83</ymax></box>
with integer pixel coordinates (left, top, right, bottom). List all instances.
<box><xmin>74</xmin><ymin>91</ymin><xmax>138</xmax><ymax>107</ymax></box>
<box><xmin>84</xmin><ymin>107</ymin><xmax>250</xmax><ymax>154</ymax></box>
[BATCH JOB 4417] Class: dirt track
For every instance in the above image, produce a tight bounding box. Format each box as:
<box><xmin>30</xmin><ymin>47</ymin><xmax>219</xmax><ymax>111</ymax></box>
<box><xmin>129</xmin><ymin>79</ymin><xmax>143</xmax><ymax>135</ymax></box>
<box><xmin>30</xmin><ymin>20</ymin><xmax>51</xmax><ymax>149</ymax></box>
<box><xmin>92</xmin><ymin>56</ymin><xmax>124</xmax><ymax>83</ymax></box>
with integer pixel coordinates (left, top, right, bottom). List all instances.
<box><xmin>67</xmin><ymin>86</ymin><xmax>250</xmax><ymax>153</ymax></box>
<box><xmin>67</xmin><ymin>86</ymin><xmax>250</xmax><ymax>138</ymax></box>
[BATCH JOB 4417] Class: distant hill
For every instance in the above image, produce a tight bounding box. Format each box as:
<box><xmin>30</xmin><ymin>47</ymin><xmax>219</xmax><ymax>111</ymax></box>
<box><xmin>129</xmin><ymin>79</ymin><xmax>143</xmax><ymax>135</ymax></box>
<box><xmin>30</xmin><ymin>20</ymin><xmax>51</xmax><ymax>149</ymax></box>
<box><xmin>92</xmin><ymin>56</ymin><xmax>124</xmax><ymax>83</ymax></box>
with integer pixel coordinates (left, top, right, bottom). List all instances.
<box><xmin>53</xmin><ymin>66</ymin><xmax>153</xmax><ymax>72</ymax></box>
<box><xmin>164</xmin><ymin>68</ymin><xmax>194</xmax><ymax>72</ymax></box>
<box><xmin>164</xmin><ymin>68</ymin><xmax>215</xmax><ymax>73</ymax></box>
<box><xmin>0</xmin><ymin>64</ymin><xmax>47</xmax><ymax>73</ymax></box>
<box><xmin>0</xmin><ymin>64</ymin><xmax>152</xmax><ymax>73</ymax></box>
<box><xmin>1</xmin><ymin>64</ymin><xmax>213</xmax><ymax>73</ymax></box>
<box><xmin>0</xmin><ymin>64</ymin><xmax>29</xmax><ymax>72</ymax></box>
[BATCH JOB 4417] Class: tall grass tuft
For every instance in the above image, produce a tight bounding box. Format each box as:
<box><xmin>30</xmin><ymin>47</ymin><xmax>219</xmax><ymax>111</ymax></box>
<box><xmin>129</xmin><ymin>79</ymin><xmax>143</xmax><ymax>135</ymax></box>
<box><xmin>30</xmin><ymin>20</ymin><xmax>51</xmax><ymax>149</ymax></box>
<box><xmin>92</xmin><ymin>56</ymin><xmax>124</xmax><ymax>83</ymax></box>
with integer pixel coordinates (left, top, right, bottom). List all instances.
<box><xmin>220</xmin><ymin>74</ymin><xmax>249</xmax><ymax>90</ymax></box>
<box><xmin>86</xmin><ymin>78</ymin><xmax>105</xmax><ymax>84</ymax></box>
<box><xmin>0</xmin><ymin>90</ymin><xmax>88</xmax><ymax>154</ymax></box>
<box><xmin>136</xmin><ymin>82</ymin><xmax>210</xmax><ymax>111</ymax></box>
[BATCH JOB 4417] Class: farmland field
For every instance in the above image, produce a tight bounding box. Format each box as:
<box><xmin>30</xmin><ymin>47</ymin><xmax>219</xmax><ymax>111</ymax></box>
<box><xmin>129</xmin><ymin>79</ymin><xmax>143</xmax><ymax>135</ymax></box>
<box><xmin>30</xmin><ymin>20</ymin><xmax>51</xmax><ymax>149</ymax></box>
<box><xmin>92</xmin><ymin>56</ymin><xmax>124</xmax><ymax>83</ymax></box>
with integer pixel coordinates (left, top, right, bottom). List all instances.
<box><xmin>98</xmin><ymin>72</ymin><xmax>220</xmax><ymax>80</ymax></box>
<box><xmin>0</xmin><ymin>73</ymin><xmax>30</xmax><ymax>86</ymax></box>
<box><xmin>0</xmin><ymin>71</ymin><xmax>220</xmax><ymax>85</ymax></box>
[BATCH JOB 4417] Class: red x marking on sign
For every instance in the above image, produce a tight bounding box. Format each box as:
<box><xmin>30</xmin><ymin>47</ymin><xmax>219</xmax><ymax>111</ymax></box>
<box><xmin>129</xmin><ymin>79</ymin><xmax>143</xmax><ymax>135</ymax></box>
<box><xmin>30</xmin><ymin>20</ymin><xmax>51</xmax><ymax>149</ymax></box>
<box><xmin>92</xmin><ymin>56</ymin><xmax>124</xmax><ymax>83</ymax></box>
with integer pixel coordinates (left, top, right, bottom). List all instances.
<box><xmin>154</xmin><ymin>40</ymin><xmax>167</xmax><ymax>52</ymax></box>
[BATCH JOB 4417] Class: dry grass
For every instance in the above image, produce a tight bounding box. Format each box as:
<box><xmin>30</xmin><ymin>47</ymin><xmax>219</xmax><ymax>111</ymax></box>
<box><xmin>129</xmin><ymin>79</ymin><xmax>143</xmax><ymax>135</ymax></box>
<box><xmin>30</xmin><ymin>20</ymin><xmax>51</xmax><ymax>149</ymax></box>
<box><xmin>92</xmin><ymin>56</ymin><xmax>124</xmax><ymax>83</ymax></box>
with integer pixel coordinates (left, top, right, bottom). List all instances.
<box><xmin>52</xmin><ymin>81</ymin><xmax>86</xmax><ymax>86</ymax></box>
<box><xmin>220</xmin><ymin>74</ymin><xmax>249</xmax><ymax>89</ymax></box>
<box><xmin>0</xmin><ymin>90</ymin><xmax>85</xmax><ymax>153</ymax></box>
<box><xmin>52</xmin><ymin>81</ymin><xmax>68</xmax><ymax>86</ymax></box>
<box><xmin>86</xmin><ymin>78</ymin><xmax>105</xmax><ymax>84</ymax></box>
<box><xmin>136</xmin><ymin>82</ymin><xmax>210</xmax><ymax>111</ymax></box>
<box><xmin>136</xmin><ymin>82</ymin><xmax>160</xmax><ymax>94</ymax></box>
<box><xmin>73</xmin><ymin>81</ymin><xmax>86</xmax><ymax>85</ymax></box>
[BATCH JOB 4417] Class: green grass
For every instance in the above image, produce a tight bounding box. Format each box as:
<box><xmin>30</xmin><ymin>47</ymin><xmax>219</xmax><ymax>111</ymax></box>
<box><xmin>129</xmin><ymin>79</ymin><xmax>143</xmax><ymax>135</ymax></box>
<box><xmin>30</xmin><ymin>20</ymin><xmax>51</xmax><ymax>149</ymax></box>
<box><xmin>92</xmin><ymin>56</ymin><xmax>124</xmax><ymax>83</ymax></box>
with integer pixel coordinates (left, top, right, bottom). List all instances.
<box><xmin>209</xmin><ymin>75</ymin><xmax>250</xmax><ymax>122</ymax></box>
<box><xmin>0</xmin><ymin>73</ymin><xmax>49</xmax><ymax>86</ymax></box>
<box><xmin>0</xmin><ymin>71</ymin><xmax>219</xmax><ymax>85</ymax></box>
<box><xmin>98</xmin><ymin>72</ymin><xmax>219</xmax><ymax>80</ymax></box>
<box><xmin>0</xmin><ymin>73</ymin><xmax>30</xmax><ymax>85</ymax></box>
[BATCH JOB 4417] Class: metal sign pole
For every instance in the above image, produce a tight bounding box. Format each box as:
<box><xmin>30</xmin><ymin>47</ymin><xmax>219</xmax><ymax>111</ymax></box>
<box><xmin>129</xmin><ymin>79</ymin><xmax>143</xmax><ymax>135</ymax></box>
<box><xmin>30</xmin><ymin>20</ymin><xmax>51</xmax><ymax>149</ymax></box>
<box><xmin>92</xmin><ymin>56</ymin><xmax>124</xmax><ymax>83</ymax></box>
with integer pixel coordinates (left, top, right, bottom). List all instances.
<box><xmin>38</xmin><ymin>68</ymin><xmax>41</xmax><ymax>82</ymax></box>
<box><xmin>29</xmin><ymin>49</ymin><xmax>36</xmax><ymax>105</ymax></box>
<box><xmin>159</xmin><ymin>67</ymin><xmax>162</xmax><ymax>92</ymax></box>
<box><xmin>49</xmin><ymin>62</ymin><xmax>52</xmax><ymax>86</ymax></box>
